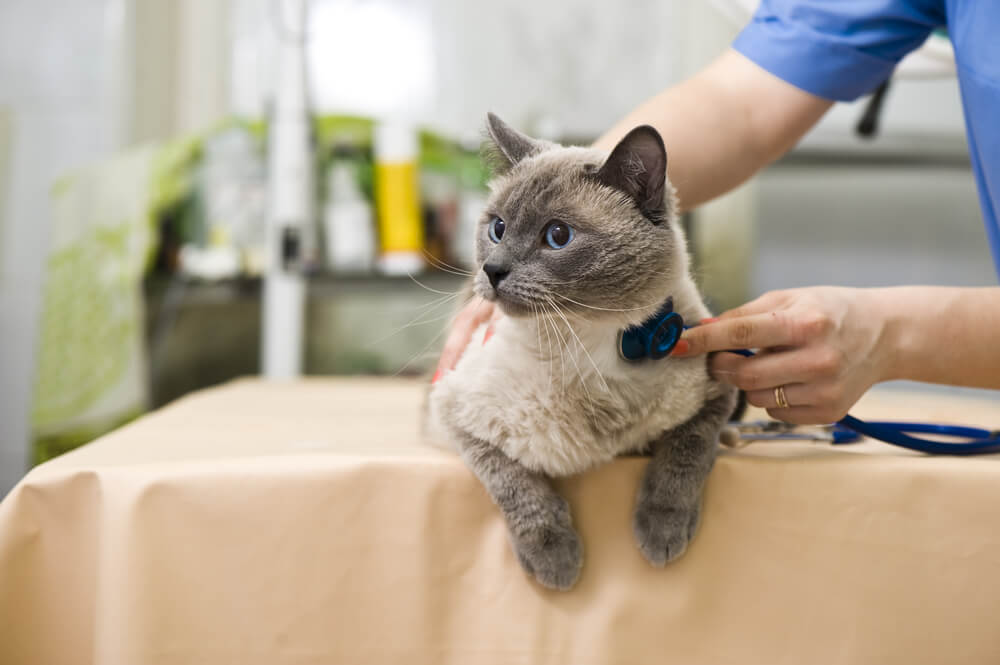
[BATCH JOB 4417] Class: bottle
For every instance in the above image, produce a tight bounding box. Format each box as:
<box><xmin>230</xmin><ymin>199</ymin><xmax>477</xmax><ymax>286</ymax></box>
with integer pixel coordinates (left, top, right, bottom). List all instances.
<box><xmin>324</xmin><ymin>160</ymin><xmax>375</xmax><ymax>273</ymax></box>
<box><xmin>373</xmin><ymin>119</ymin><xmax>425</xmax><ymax>275</ymax></box>
<box><xmin>198</xmin><ymin>126</ymin><xmax>268</xmax><ymax>277</ymax></box>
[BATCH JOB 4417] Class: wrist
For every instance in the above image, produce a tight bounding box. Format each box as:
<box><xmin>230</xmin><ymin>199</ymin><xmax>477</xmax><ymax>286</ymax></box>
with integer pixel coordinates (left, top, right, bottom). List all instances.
<box><xmin>851</xmin><ymin>286</ymin><xmax>997</xmax><ymax>389</ymax></box>
<box><xmin>866</xmin><ymin>288</ymin><xmax>910</xmax><ymax>383</ymax></box>
<box><xmin>868</xmin><ymin>286</ymin><xmax>963</xmax><ymax>384</ymax></box>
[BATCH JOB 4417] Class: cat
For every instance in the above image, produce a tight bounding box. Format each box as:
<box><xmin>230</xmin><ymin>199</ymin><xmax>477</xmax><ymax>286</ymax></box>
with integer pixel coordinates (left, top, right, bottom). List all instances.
<box><xmin>424</xmin><ymin>113</ymin><xmax>738</xmax><ymax>591</ymax></box>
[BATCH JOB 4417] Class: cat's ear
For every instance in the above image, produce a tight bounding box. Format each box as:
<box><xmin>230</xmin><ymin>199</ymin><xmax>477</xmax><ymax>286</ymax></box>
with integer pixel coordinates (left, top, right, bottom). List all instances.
<box><xmin>596</xmin><ymin>125</ymin><xmax>668</xmax><ymax>223</ymax></box>
<box><xmin>484</xmin><ymin>112</ymin><xmax>545</xmax><ymax>170</ymax></box>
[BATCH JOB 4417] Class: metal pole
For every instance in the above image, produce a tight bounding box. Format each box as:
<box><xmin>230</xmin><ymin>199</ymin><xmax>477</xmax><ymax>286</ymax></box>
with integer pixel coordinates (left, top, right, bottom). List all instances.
<box><xmin>262</xmin><ymin>0</ymin><xmax>312</xmax><ymax>379</ymax></box>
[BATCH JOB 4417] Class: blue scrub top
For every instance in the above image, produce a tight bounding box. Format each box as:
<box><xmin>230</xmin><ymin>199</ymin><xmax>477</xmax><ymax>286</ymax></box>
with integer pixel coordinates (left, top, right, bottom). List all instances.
<box><xmin>733</xmin><ymin>0</ymin><xmax>1000</xmax><ymax>279</ymax></box>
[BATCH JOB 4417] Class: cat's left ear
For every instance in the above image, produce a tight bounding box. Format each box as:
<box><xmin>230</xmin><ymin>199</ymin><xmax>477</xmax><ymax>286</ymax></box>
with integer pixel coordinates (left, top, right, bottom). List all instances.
<box><xmin>596</xmin><ymin>125</ymin><xmax>668</xmax><ymax>223</ymax></box>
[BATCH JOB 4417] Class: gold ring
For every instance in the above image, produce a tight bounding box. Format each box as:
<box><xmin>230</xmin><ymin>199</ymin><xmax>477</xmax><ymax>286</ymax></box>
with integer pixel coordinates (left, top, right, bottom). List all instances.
<box><xmin>774</xmin><ymin>385</ymin><xmax>789</xmax><ymax>409</ymax></box>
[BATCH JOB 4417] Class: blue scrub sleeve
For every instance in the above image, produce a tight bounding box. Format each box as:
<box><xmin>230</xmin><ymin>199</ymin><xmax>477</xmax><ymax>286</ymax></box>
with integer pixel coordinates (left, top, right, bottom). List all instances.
<box><xmin>732</xmin><ymin>0</ymin><xmax>944</xmax><ymax>102</ymax></box>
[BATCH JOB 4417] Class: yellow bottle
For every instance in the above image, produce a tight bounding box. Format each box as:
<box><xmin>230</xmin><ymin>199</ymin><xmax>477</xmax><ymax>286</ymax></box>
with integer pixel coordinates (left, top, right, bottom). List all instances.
<box><xmin>374</xmin><ymin>120</ymin><xmax>424</xmax><ymax>274</ymax></box>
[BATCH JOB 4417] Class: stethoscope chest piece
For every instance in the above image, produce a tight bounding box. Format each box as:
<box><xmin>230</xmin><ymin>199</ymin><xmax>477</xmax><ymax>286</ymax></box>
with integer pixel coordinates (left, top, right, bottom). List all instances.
<box><xmin>619</xmin><ymin>297</ymin><xmax>685</xmax><ymax>361</ymax></box>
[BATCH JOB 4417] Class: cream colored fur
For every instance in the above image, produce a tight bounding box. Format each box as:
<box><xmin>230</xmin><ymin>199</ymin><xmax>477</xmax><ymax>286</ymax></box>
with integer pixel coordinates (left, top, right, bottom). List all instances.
<box><xmin>425</xmin><ymin>223</ymin><xmax>725</xmax><ymax>477</ymax></box>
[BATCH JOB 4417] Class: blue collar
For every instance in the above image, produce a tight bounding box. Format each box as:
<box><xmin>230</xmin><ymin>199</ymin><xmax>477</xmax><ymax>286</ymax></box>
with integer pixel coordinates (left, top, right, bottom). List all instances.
<box><xmin>618</xmin><ymin>297</ymin><xmax>685</xmax><ymax>361</ymax></box>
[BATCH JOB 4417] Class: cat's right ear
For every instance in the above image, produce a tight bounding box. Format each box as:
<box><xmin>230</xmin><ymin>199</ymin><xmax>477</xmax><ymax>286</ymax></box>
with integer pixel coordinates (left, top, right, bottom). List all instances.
<box><xmin>484</xmin><ymin>112</ymin><xmax>544</xmax><ymax>172</ymax></box>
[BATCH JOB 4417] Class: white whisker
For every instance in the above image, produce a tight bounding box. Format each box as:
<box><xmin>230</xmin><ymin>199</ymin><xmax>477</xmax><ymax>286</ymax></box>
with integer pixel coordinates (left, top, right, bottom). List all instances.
<box><xmin>543</xmin><ymin>295</ymin><xmax>597</xmax><ymax>409</ymax></box>
<box><xmin>548</xmin><ymin>290</ymin><xmax>664</xmax><ymax>313</ymax></box>
<box><xmin>540</xmin><ymin>309</ymin><xmax>555</xmax><ymax>394</ymax></box>
<box><xmin>421</xmin><ymin>250</ymin><xmax>474</xmax><ymax>277</ymax></box>
<box><xmin>407</xmin><ymin>273</ymin><xmax>463</xmax><ymax>295</ymax></box>
<box><xmin>547</xmin><ymin>295</ymin><xmax>611</xmax><ymax>394</ymax></box>
<box><xmin>542</xmin><ymin>305</ymin><xmax>570</xmax><ymax>394</ymax></box>
<box><xmin>394</xmin><ymin>298</ymin><xmax>486</xmax><ymax>376</ymax></box>
<box><xmin>365</xmin><ymin>293</ymin><xmax>461</xmax><ymax>348</ymax></box>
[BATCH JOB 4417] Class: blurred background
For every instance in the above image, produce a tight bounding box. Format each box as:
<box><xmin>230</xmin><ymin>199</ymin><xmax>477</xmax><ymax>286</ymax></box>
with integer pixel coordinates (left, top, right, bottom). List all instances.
<box><xmin>0</xmin><ymin>0</ymin><xmax>994</xmax><ymax>495</ymax></box>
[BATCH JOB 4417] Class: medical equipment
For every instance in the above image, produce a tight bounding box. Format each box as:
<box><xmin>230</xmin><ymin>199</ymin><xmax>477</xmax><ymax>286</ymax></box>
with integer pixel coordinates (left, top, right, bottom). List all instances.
<box><xmin>725</xmin><ymin>418</ymin><xmax>1000</xmax><ymax>455</ymax></box>
<box><xmin>620</xmin><ymin>300</ymin><xmax>1000</xmax><ymax>455</ymax></box>
<box><xmin>263</xmin><ymin>0</ymin><xmax>313</xmax><ymax>379</ymax></box>
<box><xmin>618</xmin><ymin>297</ymin><xmax>685</xmax><ymax>361</ymax></box>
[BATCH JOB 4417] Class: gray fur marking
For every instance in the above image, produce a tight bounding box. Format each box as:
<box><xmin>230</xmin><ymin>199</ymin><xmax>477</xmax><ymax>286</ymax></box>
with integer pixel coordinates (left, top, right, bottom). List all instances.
<box><xmin>633</xmin><ymin>391</ymin><xmax>737</xmax><ymax>566</ymax></box>
<box><xmin>456</xmin><ymin>430</ymin><xmax>583</xmax><ymax>591</ymax></box>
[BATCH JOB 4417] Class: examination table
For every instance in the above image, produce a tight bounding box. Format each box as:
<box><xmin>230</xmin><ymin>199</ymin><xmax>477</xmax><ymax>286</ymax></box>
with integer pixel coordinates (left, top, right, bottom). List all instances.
<box><xmin>2</xmin><ymin>378</ymin><xmax>999</xmax><ymax>664</ymax></box>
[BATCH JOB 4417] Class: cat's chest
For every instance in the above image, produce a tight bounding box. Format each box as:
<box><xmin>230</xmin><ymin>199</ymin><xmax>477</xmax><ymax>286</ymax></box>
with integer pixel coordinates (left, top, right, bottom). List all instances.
<box><xmin>430</xmin><ymin>320</ymin><xmax>711</xmax><ymax>476</ymax></box>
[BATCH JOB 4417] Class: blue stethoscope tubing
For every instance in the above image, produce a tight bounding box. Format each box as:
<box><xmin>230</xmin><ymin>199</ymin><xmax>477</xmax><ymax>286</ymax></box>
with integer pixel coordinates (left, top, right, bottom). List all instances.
<box><xmin>834</xmin><ymin>415</ymin><xmax>1000</xmax><ymax>455</ymax></box>
<box><xmin>725</xmin><ymin>349</ymin><xmax>1000</xmax><ymax>455</ymax></box>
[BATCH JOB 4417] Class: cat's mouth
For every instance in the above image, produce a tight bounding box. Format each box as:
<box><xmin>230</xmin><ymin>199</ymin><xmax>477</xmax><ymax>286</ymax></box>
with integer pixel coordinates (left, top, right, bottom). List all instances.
<box><xmin>478</xmin><ymin>274</ymin><xmax>650</xmax><ymax>323</ymax></box>
<box><xmin>485</xmin><ymin>284</ymin><xmax>599</xmax><ymax>321</ymax></box>
<box><xmin>475</xmin><ymin>281</ymin><xmax>545</xmax><ymax>317</ymax></box>
<box><xmin>486</xmin><ymin>288</ymin><xmax>537</xmax><ymax>317</ymax></box>
<box><xmin>483</xmin><ymin>283</ymin><xmax>662</xmax><ymax>328</ymax></box>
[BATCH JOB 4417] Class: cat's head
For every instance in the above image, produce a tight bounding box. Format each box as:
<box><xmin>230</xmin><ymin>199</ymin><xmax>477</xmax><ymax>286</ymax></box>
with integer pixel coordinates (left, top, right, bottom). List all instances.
<box><xmin>473</xmin><ymin>113</ymin><xmax>687</xmax><ymax>326</ymax></box>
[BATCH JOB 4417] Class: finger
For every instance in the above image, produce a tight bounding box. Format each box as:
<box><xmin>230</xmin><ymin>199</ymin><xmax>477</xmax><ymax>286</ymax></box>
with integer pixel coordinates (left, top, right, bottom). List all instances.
<box><xmin>710</xmin><ymin>348</ymin><xmax>834</xmax><ymax>392</ymax></box>
<box><xmin>482</xmin><ymin>304</ymin><xmax>506</xmax><ymax>345</ymax></box>
<box><xmin>716</xmin><ymin>291</ymin><xmax>790</xmax><ymax>321</ymax></box>
<box><xmin>746</xmin><ymin>382</ymin><xmax>808</xmax><ymax>409</ymax></box>
<box><xmin>435</xmin><ymin>298</ymin><xmax>495</xmax><ymax>377</ymax></box>
<box><xmin>675</xmin><ymin>311</ymin><xmax>795</xmax><ymax>357</ymax></box>
<box><xmin>706</xmin><ymin>351</ymin><xmax>750</xmax><ymax>384</ymax></box>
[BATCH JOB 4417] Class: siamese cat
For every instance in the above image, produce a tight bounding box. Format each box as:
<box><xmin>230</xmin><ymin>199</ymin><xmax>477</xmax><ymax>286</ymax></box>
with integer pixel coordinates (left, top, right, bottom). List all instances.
<box><xmin>425</xmin><ymin>114</ymin><xmax>737</xmax><ymax>590</ymax></box>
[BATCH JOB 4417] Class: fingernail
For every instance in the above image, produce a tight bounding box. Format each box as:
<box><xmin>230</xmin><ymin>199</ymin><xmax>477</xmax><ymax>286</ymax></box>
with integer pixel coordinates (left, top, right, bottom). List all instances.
<box><xmin>483</xmin><ymin>326</ymin><xmax>494</xmax><ymax>345</ymax></box>
<box><xmin>670</xmin><ymin>339</ymin><xmax>690</xmax><ymax>356</ymax></box>
<box><xmin>699</xmin><ymin>317</ymin><xmax>719</xmax><ymax>325</ymax></box>
<box><xmin>431</xmin><ymin>369</ymin><xmax>442</xmax><ymax>384</ymax></box>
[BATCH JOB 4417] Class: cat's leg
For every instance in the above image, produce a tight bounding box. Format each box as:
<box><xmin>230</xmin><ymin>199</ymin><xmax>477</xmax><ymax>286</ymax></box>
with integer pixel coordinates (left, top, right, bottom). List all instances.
<box><xmin>456</xmin><ymin>432</ymin><xmax>583</xmax><ymax>590</ymax></box>
<box><xmin>633</xmin><ymin>390</ymin><xmax>736</xmax><ymax>566</ymax></box>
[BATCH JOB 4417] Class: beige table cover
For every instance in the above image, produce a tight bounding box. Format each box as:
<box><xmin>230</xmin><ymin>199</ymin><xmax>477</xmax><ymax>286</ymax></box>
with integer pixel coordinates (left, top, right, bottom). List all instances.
<box><xmin>3</xmin><ymin>378</ymin><xmax>1000</xmax><ymax>665</ymax></box>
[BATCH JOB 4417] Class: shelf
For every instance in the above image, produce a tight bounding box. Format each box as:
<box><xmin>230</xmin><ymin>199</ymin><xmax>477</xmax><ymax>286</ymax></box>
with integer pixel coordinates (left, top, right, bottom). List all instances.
<box><xmin>144</xmin><ymin>269</ymin><xmax>468</xmax><ymax>407</ymax></box>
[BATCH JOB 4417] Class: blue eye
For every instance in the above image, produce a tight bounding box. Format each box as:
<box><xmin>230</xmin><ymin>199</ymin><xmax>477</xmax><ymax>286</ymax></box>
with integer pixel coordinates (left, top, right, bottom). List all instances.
<box><xmin>488</xmin><ymin>216</ymin><xmax>505</xmax><ymax>243</ymax></box>
<box><xmin>544</xmin><ymin>222</ymin><xmax>574</xmax><ymax>249</ymax></box>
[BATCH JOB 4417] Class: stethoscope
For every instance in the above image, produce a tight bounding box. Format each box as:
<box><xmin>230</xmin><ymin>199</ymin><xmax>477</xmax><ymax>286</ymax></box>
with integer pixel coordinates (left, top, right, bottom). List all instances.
<box><xmin>724</xmin><ymin>417</ymin><xmax>1000</xmax><ymax>455</ymax></box>
<box><xmin>618</xmin><ymin>298</ymin><xmax>1000</xmax><ymax>455</ymax></box>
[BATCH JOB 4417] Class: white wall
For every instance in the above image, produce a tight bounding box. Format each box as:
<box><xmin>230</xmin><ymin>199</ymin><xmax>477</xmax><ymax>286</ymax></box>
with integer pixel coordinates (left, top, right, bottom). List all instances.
<box><xmin>231</xmin><ymin>0</ymin><xmax>697</xmax><ymax>140</ymax></box>
<box><xmin>0</xmin><ymin>0</ymin><xmax>231</xmax><ymax>496</ymax></box>
<box><xmin>129</xmin><ymin>0</ymin><xmax>231</xmax><ymax>142</ymax></box>
<box><xmin>0</xmin><ymin>0</ymin><xmax>129</xmax><ymax>495</ymax></box>
<box><xmin>429</xmin><ymin>0</ymin><xmax>689</xmax><ymax>139</ymax></box>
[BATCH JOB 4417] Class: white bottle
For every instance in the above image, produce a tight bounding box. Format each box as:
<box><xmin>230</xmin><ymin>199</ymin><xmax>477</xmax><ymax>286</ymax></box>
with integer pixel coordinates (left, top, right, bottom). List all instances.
<box><xmin>324</xmin><ymin>162</ymin><xmax>376</xmax><ymax>273</ymax></box>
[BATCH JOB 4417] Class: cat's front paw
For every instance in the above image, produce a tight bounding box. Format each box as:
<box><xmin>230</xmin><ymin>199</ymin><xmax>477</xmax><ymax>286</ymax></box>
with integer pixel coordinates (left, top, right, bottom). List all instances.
<box><xmin>633</xmin><ymin>501</ymin><xmax>699</xmax><ymax>567</ymax></box>
<box><xmin>512</xmin><ymin>519</ymin><xmax>583</xmax><ymax>591</ymax></box>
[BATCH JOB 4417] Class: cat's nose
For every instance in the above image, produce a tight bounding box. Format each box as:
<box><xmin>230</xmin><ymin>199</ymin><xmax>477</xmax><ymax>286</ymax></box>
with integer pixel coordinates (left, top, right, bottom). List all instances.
<box><xmin>483</xmin><ymin>263</ymin><xmax>510</xmax><ymax>289</ymax></box>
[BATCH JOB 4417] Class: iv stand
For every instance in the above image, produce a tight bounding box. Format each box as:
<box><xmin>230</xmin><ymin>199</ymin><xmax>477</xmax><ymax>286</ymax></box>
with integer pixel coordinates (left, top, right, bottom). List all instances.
<box><xmin>262</xmin><ymin>0</ymin><xmax>312</xmax><ymax>379</ymax></box>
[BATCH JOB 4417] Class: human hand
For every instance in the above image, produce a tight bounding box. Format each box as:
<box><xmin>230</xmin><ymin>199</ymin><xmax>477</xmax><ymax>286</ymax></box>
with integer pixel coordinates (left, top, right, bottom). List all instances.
<box><xmin>433</xmin><ymin>296</ymin><xmax>503</xmax><ymax>382</ymax></box>
<box><xmin>672</xmin><ymin>287</ymin><xmax>895</xmax><ymax>424</ymax></box>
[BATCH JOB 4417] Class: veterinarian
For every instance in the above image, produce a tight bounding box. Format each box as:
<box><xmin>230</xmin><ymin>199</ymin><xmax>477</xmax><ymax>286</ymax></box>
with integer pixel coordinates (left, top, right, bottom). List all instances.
<box><xmin>437</xmin><ymin>0</ymin><xmax>1000</xmax><ymax>425</ymax></box>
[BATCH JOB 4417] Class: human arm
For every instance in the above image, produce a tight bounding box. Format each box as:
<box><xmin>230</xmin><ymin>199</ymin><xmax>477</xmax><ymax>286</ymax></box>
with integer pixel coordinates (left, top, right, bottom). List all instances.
<box><xmin>434</xmin><ymin>49</ymin><xmax>832</xmax><ymax>375</ymax></box>
<box><xmin>673</xmin><ymin>286</ymin><xmax>1000</xmax><ymax>423</ymax></box>
<box><xmin>594</xmin><ymin>48</ymin><xmax>832</xmax><ymax>211</ymax></box>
